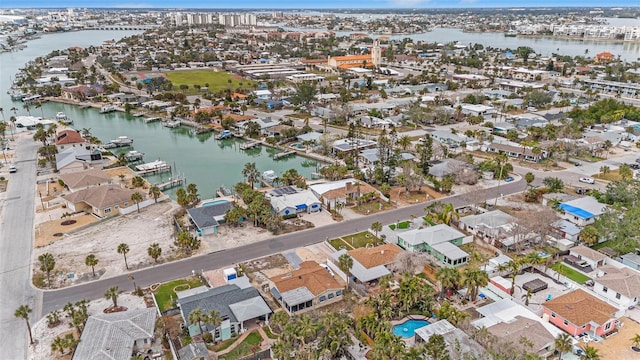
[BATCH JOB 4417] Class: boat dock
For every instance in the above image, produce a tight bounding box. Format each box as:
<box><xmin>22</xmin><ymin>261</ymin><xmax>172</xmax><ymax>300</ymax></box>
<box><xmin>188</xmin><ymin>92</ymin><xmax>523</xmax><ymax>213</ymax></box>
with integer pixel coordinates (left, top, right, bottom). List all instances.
<box><xmin>273</xmin><ymin>150</ymin><xmax>296</xmax><ymax>160</ymax></box>
<box><xmin>144</xmin><ymin>117</ymin><xmax>162</xmax><ymax>123</ymax></box>
<box><xmin>240</xmin><ymin>141</ymin><xmax>261</xmax><ymax>150</ymax></box>
<box><xmin>135</xmin><ymin>160</ymin><xmax>172</xmax><ymax>176</ymax></box>
<box><xmin>163</xmin><ymin>120</ymin><xmax>181</xmax><ymax>128</ymax></box>
<box><xmin>132</xmin><ymin>112</ymin><xmax>145</xmax><ymax>118</ymax></box>
<box><xmin>156</xmin><ymin>176</ymin><xmax>184</xmax><ymax>191</ymax></box>
<box><xmin>216</xmin><ymin>130</ymin><xmax>234</xmax><ymax>140</ymax></box>
<box><xmin>195</xmin><ymin>126</ymin><xmax>215</xmax><ymax>134</ymax></box>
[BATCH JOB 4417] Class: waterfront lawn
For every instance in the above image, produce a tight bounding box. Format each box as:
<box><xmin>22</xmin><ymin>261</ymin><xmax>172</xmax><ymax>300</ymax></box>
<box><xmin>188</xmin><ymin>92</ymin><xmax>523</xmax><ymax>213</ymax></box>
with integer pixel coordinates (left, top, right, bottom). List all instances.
<box><xmin>551</xmin><ymin>262</ymin><xmax>591</xmax><ymax>284</ymax></box>
<box><xmin>219</xmin><ymin>331</ymin><xmax>263</xmax><ymax>359</ymax></box>
<box><xmin>165</xmin><ymin>70</ymin><xmax>254</xmax><ymax>93</ymax></box>
<box><xmin>154</xmin><ymin>277</ymin><xmax>203</xmax><ymax>311</ymax></box>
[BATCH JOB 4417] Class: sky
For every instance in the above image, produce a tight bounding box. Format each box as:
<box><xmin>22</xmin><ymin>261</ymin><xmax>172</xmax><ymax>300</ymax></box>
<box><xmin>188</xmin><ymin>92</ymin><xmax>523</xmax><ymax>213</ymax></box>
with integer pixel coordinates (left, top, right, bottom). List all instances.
<box><xmin>2</xmin><ymin>1</ymin><xmax>639</xmax><ymax>9</ymax></box>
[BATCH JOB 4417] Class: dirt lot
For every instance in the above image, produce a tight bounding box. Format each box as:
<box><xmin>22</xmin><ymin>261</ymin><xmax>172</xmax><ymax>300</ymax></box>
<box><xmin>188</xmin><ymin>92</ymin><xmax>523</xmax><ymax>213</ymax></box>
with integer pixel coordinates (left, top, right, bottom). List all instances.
<box><xmin>34</xmin><ymin>202</ymin><xmax>180</xmax><ymax>287</ymax></box>
<box><xmin>589</xmin><ymin>317</ymin><xmax>640</xmax><ymax>360</ymax></box>
<box><xmin>390</xmin><ymin>187</ymin><xmax>444</xmax><ymax>206</ymax></box>
<box><xmin>35</xmin><ymin>214</ymin><xmax>99</xmax><ymax>247</ymax></box>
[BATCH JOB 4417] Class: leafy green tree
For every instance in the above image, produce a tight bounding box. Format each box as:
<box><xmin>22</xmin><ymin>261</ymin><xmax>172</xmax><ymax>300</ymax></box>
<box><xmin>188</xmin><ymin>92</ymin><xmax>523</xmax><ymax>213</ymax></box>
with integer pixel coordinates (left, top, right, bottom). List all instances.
<box><xmin>117</xmin><ymin>243</ymin><xmax>130</xmax><ymax>270</ymax></box>
<box><xmin>542</xmin><ymin>177</ymin><xmax>564</xmax><ymax>193</ymax></box>
<box><xmin>525</xmin><ymin>172</ymin><xmax>535</xmax><ymax>187</ymax></box>
<box><xmin>579</xmin><ymin>225</ymin><xmax>599</xmax><ymax>246</ymax></box>
<box><xmin>436</xmin><ymin>267</ymin><xmax>461</xmax><ymax>298</ymax></box>
<box><xmin>424</xmin><ymin>333</ymin><xmax>450</xmax><ymax>360</ymax></box>
<box><xmin>619</xmin><ymin>164</ymin><xmax>633</xmax><ymax>180</ymax></box>
<box><xmin>85</xmin><ymin>254</ymin><xmax>98</xmax><ymax>277</ymax></box>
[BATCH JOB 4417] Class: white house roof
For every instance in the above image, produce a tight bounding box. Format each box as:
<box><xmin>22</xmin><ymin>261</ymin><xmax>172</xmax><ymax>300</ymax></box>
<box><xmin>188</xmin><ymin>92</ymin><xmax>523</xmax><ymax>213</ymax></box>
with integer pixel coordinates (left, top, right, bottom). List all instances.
<box><xmin>472</xmin><ymin>298</ymin><xmax>564</xmax><ymax>338</ymax></box>
<box><xmin>309</xmin><ymin>178</ymin><xmax>358</xmax><ymax>196</ymax></box>
<box><xmin>280</xmin><ymin>287</ymin><xmax>315</xmax><ymax>306</ymax></box>
<box><xmin>331</xmin><ymin>249</ymin><xmax>391</xmax><ymax>283</ymax></box>
<box><xmin>460</xmin><ymin>210</ymin><xmax>516</xmax><ymax>230</ymax></box>
<box><xmin>399</xmin><ymin>224</ymin><xmax>465</xmax><ymax>246</ymax></box>
<box><xmin>229</xmin><ymin>296</ymin><xmax>273</xmax><ymax>323</ymax></box>
<box><xmin>269</xmin><ymin>190</ymin><xmax>320</xmax><ymax>211</ymax></box>
<box><xmin>432</xmin><ymin>241</ymin><xmax>469</xmax><ymax>260</ymax></box>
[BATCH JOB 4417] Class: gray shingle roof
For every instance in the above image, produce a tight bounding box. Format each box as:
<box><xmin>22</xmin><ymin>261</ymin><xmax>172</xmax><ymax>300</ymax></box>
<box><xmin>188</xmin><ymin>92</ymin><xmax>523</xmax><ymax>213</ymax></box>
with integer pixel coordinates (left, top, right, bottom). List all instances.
<box><xmin>187</xmin><ymin>202</ymin><xmax>233</xmax><ymax>229</ymax></box>
<box><xmin>178</xmin><ymin>284</ymin><xmax>270</xmax><ymax>330</ymax></box>
<box><xmin>73</xmin><ymin>308</ymin><xmax>156</xmax><ymax>360</ymax></box>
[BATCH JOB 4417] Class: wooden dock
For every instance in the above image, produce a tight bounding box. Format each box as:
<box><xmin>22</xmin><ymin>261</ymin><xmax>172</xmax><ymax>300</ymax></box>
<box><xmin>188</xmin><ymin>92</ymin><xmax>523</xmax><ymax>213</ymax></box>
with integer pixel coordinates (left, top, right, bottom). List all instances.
<box><xmin>240</xmin><ymin>141</ymin><xmax>261</xmax><ymax>150</ymax></box>
<box><xmin>273</xmin><ymin>150</ymin><xmax>296</xmax><ymax>160</ymax></box>
<box><xmin>156</xmin><ymin>177</ymin><xmax>184</xmax><ymax>190</ymax></box>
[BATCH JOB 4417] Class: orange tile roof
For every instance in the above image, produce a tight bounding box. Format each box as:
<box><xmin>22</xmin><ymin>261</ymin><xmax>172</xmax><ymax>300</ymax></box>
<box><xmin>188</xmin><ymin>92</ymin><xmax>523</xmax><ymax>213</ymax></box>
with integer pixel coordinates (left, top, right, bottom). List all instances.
<box><xmin>349</xmin><ymin>243</ymin><xmax>402</xmax><ymax>269</ymax></box>
<box><xmin>270</xmin><ymin>261</ymin><xmax>343</xmax><ymax>296</ymax></box>
<box><xmin>544</xmin><ymin>289</ymin><xmax>617</xmax><ymax>326</ymax></box>
<box><xmin>338</xmin><ymin>62</ymin><xmax>374</xmax><ymax>69</ymax></box>
<box><xmin>331</xmin><ymin>54</ymin><xmax>372</xmax><ymax>62</ymax></box>
<box><xmin>232</xmin><ymin>92</ymin><xmax>248</xmax><ymax>99</ymax></box>
<box><xmin>301</xmin><ymin>58</ymin><xmax>327</xmax><ymax>64</ymax></box>
<box><xmin>55</xmin><ymin>129</ymin><xmax>85</xmax><ymax>145</ymax></box>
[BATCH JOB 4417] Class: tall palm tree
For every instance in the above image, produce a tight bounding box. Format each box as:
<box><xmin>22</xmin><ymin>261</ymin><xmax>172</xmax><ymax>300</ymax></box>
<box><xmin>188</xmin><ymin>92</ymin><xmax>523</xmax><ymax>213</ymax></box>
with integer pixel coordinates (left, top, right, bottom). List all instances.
<box><xmin>147</xmin><ymin>243</ymin><xmax>162</xmax><ymax>263</ymax></box>
<box><xmin>38</xmin><ymin>252</ymin><xmax>56</xmax><ymax>286</ymax></box>
<box><xmin>14</xmin><ymin>305</ymin><xmax>34</xmax><ymax>345</ymax></box>
<box><xmin>85</xmin><ymin>254</ymin><xmax>98</xmax><ymax>277</ymax></box>
<box><xmin>555</xmin><ymin>333</ymin><xmax>573</xmax><ymax>360</ymax></box>
<box><xmin>398</xmin><ymin>135</ymin><xmax>411</xmax><ymax>150</ymax></box>
<box><xmin>631</xmin><ymin>333</ymin><xmax>640</xmax><ymax>349</ymax></box>
<box><xmin>22</xmin><ymin>104</ymin><xmax>31</xmax><ymax>116</ymax></box>
<box><xmin>296</xmin><ymin>315</ymin><xmax>317</xmax><ymax>345</ymax></box>
<box><xmin>497</xmin><ymin>258</ymin><xmax>522</xmax><ymax>295</ymax></box>
<box><xmin>104</xmin><ymin>286</ymin><xmax>121</xmax><ymax>308</ymax></box>
<box><xmin>130</xmin><ymin>192</ymin><xmax>143</xmax><ymax>213</ymax></box>
<box><xmin>338</xmin><ymin>253</ymin><xmax>353</xmax><ymax>288</ymax></box>
<box><xmin>148</xmin><ymin>185</ymin><xmax>161</xmax><ymax>203</ymax></box>
<box><xmin>580</xmin><ymin>345</ymin><xmax>600</xmax><ymax>360</ymax></box>
<box><xmin>436</xmin><ymin>266</ymin><xmax>460</xmax><ymax>298</ymax></box>
<box><xmin>242</xmin><ymin>162</ymin><xmax>260</xmax><ymax>189</ymax></box>
<box><xmin>206</xmin><ymin>310</ymin><xmax>222</xmax><ymax>334</ymax></box>
<box><xmin>462</xmin><ymin>268</ymin><xmax>489</xmax><ymax>301</ymax></box>
<box><xmin>117</xmin><ymin>243</ymin><xmax>130</xmax><ymax>270</ymax></box>
<box><xmin>189</xmin><ymin>308</ymin><xmax>206</xmax><ymax>335</ymax></box>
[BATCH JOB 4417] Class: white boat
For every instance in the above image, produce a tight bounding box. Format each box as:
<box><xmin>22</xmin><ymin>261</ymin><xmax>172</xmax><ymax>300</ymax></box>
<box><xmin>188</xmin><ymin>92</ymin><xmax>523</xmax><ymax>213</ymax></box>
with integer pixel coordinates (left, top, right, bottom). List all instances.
<box><xmin>135</xmin><ymin>160</ymin><xmax>170</xmax><ymax>172</ymax></box>
<box><xmin>124</xmin><ymin>150</ymin><xmax>144</xmax><ymax>162</ymax></box>
<box><xmin>22</xmin><ymin>94</ymin><xmax>41</xmax><ymax>103</ymax></box>
<box><xmin>55</xmin><ymin>112</ymin><xmax>72</xmax><ymax>124</ymax></box>
<box><xmin>99</xmin><ymin>105</ymin><xmax>116</xmax><ymax>114</ymax></box>
<box><xmin>104</xmin><ymin>136</ymin><xmax>134</xmax><ymax>148</ymax></box>
<box><xmin>262</xmin><ymin>170</ymin><xmax>277</xmax><ymax>182</ymax></box>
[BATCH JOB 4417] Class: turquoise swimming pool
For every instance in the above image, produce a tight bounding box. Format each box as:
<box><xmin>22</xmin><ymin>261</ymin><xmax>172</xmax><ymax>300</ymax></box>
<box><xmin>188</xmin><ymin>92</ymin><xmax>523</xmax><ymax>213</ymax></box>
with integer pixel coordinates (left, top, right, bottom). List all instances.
<box><xmin>202</xmin><ymin>199</ymin><xmax>230</xmax><ymax>207</ymax></box>
<box><xmin>392</xmin><ymin>319</ymin><xmax>429</xmax><ymax>338</ymax></box>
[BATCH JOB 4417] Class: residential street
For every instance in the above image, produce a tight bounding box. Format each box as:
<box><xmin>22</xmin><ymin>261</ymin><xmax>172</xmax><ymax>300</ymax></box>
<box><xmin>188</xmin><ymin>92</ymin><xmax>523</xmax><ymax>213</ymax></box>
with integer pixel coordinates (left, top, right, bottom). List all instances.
<box><xmin>0</xmin><ymin>137</ymin><xmax>40</xmax><ymax>360</ymax></box>
<box><xmin>40</xmin><ymin>178</ymin><xmax>524</xmax><ymax>316</ymax></box>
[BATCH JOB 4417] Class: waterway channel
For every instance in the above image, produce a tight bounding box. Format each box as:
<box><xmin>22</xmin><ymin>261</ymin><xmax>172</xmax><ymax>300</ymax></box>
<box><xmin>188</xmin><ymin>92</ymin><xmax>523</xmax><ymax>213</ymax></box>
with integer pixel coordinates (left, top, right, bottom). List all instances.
<box><xmin>0</xmin><ymin>30</ymin><xmax>320</xmax><ymax>199</ymax></box>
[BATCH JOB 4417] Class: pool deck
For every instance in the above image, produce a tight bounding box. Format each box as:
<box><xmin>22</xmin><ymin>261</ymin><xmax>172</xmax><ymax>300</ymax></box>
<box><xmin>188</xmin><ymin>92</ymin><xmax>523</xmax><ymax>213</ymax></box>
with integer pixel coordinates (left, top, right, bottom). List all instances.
<box><xmin>390</xmin><ymin>314</ymin><xmax>429</xmax><ymax>326</ymax></box>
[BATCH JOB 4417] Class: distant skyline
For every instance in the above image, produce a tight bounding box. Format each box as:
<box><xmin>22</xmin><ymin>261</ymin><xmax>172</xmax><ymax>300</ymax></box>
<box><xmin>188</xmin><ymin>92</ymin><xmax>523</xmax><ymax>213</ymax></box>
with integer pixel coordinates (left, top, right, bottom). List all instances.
<box><xmin>2</xmin><ymin>1</ymin><xmax>639</xmax><ymax>9</ymax></box>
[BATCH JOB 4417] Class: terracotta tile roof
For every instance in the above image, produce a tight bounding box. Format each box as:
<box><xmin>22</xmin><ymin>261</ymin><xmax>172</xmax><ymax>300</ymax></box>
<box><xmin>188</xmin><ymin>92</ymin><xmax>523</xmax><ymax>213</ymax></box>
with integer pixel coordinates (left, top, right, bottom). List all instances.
<box><xmin>301</xmin><ymin>58</ymin><xmax>327</xmax><ymax>64</ymax></box>
<box><xmin>338</xmin><ymin>62</ymin><xmax>374</xmax><ymax>69</ymax></box>
<box><xmin>55</xmin><ymin>129</ymin><xmax>85</xmax><ymax>146</ymax></box>
<box><xmin>270</xmin><ymin>261</ymin><xmax>343</xmax><ymax>296</ymax></box>
<box><xmin>349</xmin><ymin>243</ymin><xmax>401</xmax><ymax>269</ymax></box>
<box><xmin>544</xmin><ymin>289</ymin><xmax>617</xmax><ymax>326</ymax></box>
<box><xmin>331</xmin><ymin>54</ymin><xmax>372</xmax><ymax>62</ymax></box>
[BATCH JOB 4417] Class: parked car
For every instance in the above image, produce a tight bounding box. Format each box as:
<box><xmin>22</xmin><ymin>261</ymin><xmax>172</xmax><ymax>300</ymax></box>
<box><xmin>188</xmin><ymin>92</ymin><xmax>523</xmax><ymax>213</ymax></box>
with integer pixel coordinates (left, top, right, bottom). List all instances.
<box><xmin>636</xmin><ymin>158</ymin><xmax>640</xmax><ymax>164</ymax></box>
<box><xmin>579</xmin><ymin>177</ymin><xmax>595</xmax><ymax>184</ymax></box>
<box><xmin>575</xmin><ymin>188</ymin><xmax>587</xmax><ymax>195</ymax></box>
<box><xmin>504</xmin><ymin>176</ymin><xmax>514</xmax><ymax>182</ymax></box>
<box><xmin>629</xmin><ymin>163</ymin><xmax>640</xmax><ymax>170</ymax></box>
<box><xmin>574</xmin><ymin>161</ymin><xmax>581</xmax><ymax>166</ymax></box>
<box><xmin>8</xmin><ymin>165</ymin><xmax>17</xmax><ymax>173</ymax></box>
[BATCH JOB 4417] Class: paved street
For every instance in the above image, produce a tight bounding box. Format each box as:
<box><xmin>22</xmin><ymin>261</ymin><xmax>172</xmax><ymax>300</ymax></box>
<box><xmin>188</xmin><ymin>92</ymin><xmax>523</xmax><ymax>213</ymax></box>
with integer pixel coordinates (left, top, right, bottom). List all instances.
<box><xmin>40</xmin><ymin>179</ymin><xmax>524</xmax><ymax>315</ymax></box>
<box><xmin>0</xmin><ymin>137</ymin><xmax>39</xmax><ymax>360</ymax></box>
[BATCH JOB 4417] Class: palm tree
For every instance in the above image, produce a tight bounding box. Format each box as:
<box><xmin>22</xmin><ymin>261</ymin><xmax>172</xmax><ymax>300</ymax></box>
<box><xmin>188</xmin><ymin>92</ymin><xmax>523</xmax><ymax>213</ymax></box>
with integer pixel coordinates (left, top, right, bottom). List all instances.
<box><xmin>555</xmin><ymin>333</ymin><xmax>573</xmax><ymax>360</ymax></box>
<box><xmin>148</xmin><ymin>185</ymin><xmax>161</xmax><ymax>203</ymax></box>
<box><xmin>497</xmin><ymin>258</ymin><xmax>522</xmax><ymax>295</ymax></box>
<box><xmin>189</xmin><ymin>308</ymin><xmax>206</xmax><ymax>335</ymax></box>
<box><xmin>51</xmin><ymin>336</ymin><xmax>66</xmax><ymax>354</ymax></box>
<box><xmin>398</xmin><ymin>135</ymin><xmax>411</xmax><ymax>150</ymax></box>
<box><xmin>14</xmin><ymin>305</ymin><xmax>34</xmax><ymax>345</ymax></box>
<box><xmin>580</xmin><ymin>345</ymin><xmax>600</xmax><ymax>360</ymax></box>
<box><xmin>370</xmin><ymin>221</ymin><xmax>382</xmax><ymax>237</ymax></box>
<box><xmin>147</xmin><ymin>243</ymin><xmax>162</xmax><ymax>263</ymax></box>
<box><xmin>338</xmin><ymin>253</ymin><xmax>353</xmax><ymax>288</ymax></box>
<box><xmin>130</xmin><ymin>192</ymin><xmax>143</xmax><ymax>213</ymax></box>
<box><xmin>522</xmin><ymin>288</ymin><xmax>533</xmax><ymax>306</ymax></box>
<box><xmin>436</xmin><ymin>266</ymin><xmax>460</xmax><ymax>298</ymax></box>
<box><xmin>206</xmin><ymin>310</ymin><xmax>222</xmax><ymax>334</ymax></box>
<box><xmin>38</xmin><ymin>252</ymin><xmax>56</xmax><ymax>286</ymax></box>
<box><xmin>296</xmin><ymin>315</ymin><xmax>317</xmax><ymax>344</ymax></box>
<box><xmin>104</xmin><ymin>286</ymin><xmax>121</xmax><ymax>308</ymax></box>
<box><xmin>85</xmin><ymin>254</ymin><xmax>98</xmax><ymax>277</ymax></box>
<box><xmin>242</xmin><ymin>162</ymin><xmax>260</xmax><ymax>189</ymax></box>
<box><xmin>462</xmin><ymin>268</ymin><xmax>489</xmax><ymax>301</ymax></box>
<box><xmin>117</xmin><ymin>243</ymin><xmax>130</xmax><ymax>270</ymax></box>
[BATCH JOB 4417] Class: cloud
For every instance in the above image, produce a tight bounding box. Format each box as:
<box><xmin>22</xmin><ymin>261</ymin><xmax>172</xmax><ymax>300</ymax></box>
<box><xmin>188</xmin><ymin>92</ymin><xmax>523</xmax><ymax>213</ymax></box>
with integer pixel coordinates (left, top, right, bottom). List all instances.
<box><xmin>387</xmin><ymin>0</ymin><xmax>431</xmax><ymax>6</ymax></box>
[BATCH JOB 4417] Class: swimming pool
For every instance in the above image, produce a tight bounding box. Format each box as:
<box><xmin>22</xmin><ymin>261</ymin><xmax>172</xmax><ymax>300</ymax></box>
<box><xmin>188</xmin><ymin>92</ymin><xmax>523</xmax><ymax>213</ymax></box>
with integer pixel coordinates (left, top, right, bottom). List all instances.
<box><xmin>202</xmin><ymin>199</ymin><xmax>230</xmax><ymax>207</ymax></box>
<box><xmin>392</xmin><ymin>319</ymin><xmax>429</xmax><ymax>338</ymax></box>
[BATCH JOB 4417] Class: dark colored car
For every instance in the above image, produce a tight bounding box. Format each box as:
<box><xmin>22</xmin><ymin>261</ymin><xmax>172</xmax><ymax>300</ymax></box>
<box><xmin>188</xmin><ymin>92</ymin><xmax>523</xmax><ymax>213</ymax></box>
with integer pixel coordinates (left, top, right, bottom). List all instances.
<box><xmin>576</xmin><ymin>188</ymin><xmax>587</xmax><ymax>195</ymax></box>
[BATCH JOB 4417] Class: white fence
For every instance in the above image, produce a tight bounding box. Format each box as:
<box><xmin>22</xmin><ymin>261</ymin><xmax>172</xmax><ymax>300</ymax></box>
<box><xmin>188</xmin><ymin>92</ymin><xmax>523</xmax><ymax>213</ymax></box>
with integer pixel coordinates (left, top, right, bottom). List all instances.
<box><xmin>120</xmin><ymin>195</ymin><xmax>170</xmax><ymax>215</ymax></box>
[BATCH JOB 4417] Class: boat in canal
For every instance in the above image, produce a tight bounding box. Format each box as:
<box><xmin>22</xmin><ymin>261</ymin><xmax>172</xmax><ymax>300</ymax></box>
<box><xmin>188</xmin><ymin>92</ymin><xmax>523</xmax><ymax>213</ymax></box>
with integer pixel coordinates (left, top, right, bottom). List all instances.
<box><xmin>124</xmin><ymin>150</ymin><xmax>144</xmax><ymax>162</ymax></box>
<box><xmin>216</xmin><ymin>130</ymin><xmax>233</xmax><ymax>140</ymax></box>
<box><xmin>99</xmin><ymin>105</ymin><xmax>116</xmax><ymax>114</ymax></box>
<box><xmin>56</xmin><ymin>112</ymin><xmax>72</xmax><ymax>124</ymax></box>
<box><xmin>104</xmin><ymin>136</ymin><xmax>134</xmax><ymax>148</ymax></box>
<box><xmin>135</xmin><ymin>160</ymin><xmax>171</xmax><ymax>175</ymax></box>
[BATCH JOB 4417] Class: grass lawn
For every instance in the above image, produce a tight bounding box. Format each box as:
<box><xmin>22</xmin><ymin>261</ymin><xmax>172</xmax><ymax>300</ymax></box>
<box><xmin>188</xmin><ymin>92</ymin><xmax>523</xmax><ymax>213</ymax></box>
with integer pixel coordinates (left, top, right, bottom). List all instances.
<box><xmin>263</xmin><ymin>326</ymin><xmax>278</xmax><ymax>339</ymax></box>
<box><xmin>219</xmin><ymin>331</ymin><xmax>263</xmax><ymax>360</ymax></box>
<box><xmin>165</xmin><ymin>70</ymin><xmax>254</xmax><ymax>93</ymax></box>
<box><xmin>594</xmin><ymin>169</ymin><xmax>622</xmax><ymax>181</ymax></box>
<box><xmin>551</xmin><ymin>263</ymin><xmax>591</xmax><ymax>284</ymax></box>
<box><xmin>329</xmin><ymin>238</ymin><xmax>353</xmax><ymax>251</ymax></box>
<box><xmin>342</xmin><ymin>231</ymin><xmax>381</xmax><ymax>249</ymax></box>
<box><xmin>153</xmin><ymin>277</ymin><xmax>203</xmax><ymax>311</ymax></box>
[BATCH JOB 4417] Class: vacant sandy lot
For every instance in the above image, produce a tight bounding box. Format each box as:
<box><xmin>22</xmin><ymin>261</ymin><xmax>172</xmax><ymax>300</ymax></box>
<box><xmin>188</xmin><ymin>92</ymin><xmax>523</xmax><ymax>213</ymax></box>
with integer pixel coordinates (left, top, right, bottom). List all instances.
<box><xmin>589</xmin><ymin>317</ymin><xmax>640</xmax><ymax>360</ymax></box>
<box><xmin>34</xmin><ymin>201</ymin><xmax>180</xmax><ymax>286</ymax></box>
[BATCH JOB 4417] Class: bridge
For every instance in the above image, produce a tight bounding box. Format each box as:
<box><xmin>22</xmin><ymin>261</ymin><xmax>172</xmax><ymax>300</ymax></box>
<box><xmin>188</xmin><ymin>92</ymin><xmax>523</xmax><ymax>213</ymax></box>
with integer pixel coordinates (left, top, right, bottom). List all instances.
<box><xmin>88</xmin><ymin>24</ymin><xmax>160</xmax><ymax>31</ymax></box>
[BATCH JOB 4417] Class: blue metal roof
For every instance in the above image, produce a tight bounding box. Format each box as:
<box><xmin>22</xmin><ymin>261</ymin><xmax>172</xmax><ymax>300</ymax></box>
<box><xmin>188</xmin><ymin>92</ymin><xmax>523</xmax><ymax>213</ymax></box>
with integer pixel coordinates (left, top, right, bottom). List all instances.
<box><xmin>559</xmin><ymin>203</ymin><xmax>595</xmax><ymax>219</ymax></box>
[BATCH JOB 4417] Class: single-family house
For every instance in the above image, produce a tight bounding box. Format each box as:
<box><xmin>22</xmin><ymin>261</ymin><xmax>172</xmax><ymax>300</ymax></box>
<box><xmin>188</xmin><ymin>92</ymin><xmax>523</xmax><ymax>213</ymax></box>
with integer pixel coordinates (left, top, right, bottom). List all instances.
<box><xmin>428</xmin><ymin>158</ymin><xmax>475</xmax><ymax>181</ymax></box>
<box><xmin>550</xmin><ymin>219</ymin><xmax>581</xmax><ymax>242</ymax></box>
<box><xmin>482</xmin><ymin>254</ymin><xmax>513</xmax><ymax>273</ymax></box>
<box><xmin>72</xmin><ymin>308</ymin><xmax>157</xmax><ymax>360</ymax></box>
<box><xmin>331</xmin><ymin>243</ymin><xmax>402</xmax><ymax>283</ymax></box>
<box><xmin>63</xmin><ymin>185</ymin><xmax>145</xmax><ymax>218</ymax></box>
<box><xmin>358</xmin><ymin>148</ymin><xmax>414</xmax><ymax>167</ymax></box>
<box><xmin>473</xmin><ymin>298</ymin><xmax>566</xmax><ymax>356</ymax></box>
<box><xmin>235</xmin><ymin>118</ymin><xmax>280</xmax><ymax>135</ymax></box>
<box><xmin>331</xmin><ymin>138</ymin><xmax>377</xmax><ymax>154</ymax></box>
<box><xmin>459</xmin><ymin>210</ymin><xmax>517</xmax><ymax>244</ymax></box>
<box><xmin>485</xmin><ymin>142</ymin><xmax>546</xmax><ymax>162</ymax></box>
<box><xmin>296</xmin><ymin>132</ymin><xmax>322</xmax><ymax>144</ymax></box>
<box><xmin>309</xmin><ymin>178</ymin><xmax>379</xmax><ymax>210</ymax></box>
<box><xmin>269</xmin><ymin>261</ymin><xmax>344</xmax><ymax>314</ymax></box>
<box><xmin>593</xmin><ymin>263</ymin><xmax>640</xmax><ymax>308</ymax></box>
<box><xmin>58</xmin><ymin>168</ymin><xmax>112</xmax><ymax>192</ymax></box>
<box><xmin>55</xmin><ymin>146</ymin><xmax>107</xmax><ymax>174</ymax></box>
<box><xmin>461</xmin><ymin>104</ymin><xmax>495</xmax><ymax>117</ymax></box>
<box><xmin>414</xmin><ymin>320</ymin><xmax>485</xmax><ymax>359</ymax></box>
<box><xmin>55</xmin><ymin>129</ymin><xmax>87</xmax><ymax>152</ymax></box>
<box><xmin>177</xmin><ymin>342</ymin><xmax>212</xmax><ymax>360</ymax></box>
<box><xmin>559</xmin><ymin>196</ymin><xmax>607</xmax><ymax>227</ymax></box>
<box><xmin>177</xmin><ymin>278</ymin><xmax>271</xmax><ymax>341</ymax></box>
<box><xmin>396</xmin><ymin>224</ymin><xmax>471</xmax><ymax>267</ymax></box>
<box><xmin>620</xmin><ymin>250</ymin><xmax>640</xmax><ymax>272</ymax></box>
<box><xmin>568</xmin><ymin>245</ymin><xmax>607</xmax><ymax>271</ymax></box>
<box><xmin>186</xmin><ymin>200</ymin><xmax>233</xmax><ymax>236</ymax></box>
<box><xmin>267</xmin><ymin>186</ymin><xmax>321</xmax><ymax>216</ymax></box>
<box><xmin>542</xmin><ymin>289</ymin><xmax>618</xmax><ymax>338</ymax></box>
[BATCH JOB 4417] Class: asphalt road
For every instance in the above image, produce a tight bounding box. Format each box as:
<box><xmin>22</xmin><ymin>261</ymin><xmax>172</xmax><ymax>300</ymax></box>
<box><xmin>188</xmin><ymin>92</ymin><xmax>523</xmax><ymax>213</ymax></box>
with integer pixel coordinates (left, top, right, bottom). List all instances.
<box><xmin>40</xmin><ymin>178</ymin><xmax>525</xmax><ymax>315</ymax></box>
<box><xmin>0</xmin><ymin>137</ymin><xmax>40</xmax><ymax>360</ymax></box>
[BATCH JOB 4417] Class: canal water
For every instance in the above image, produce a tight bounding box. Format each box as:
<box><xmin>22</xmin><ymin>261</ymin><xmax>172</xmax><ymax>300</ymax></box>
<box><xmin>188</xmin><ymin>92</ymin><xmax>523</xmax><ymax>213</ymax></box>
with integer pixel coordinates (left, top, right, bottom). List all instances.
<box><xmin>0</xmin><ymin>30</ymin><xmax>320</xmax><ymax>199</ymax></box>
